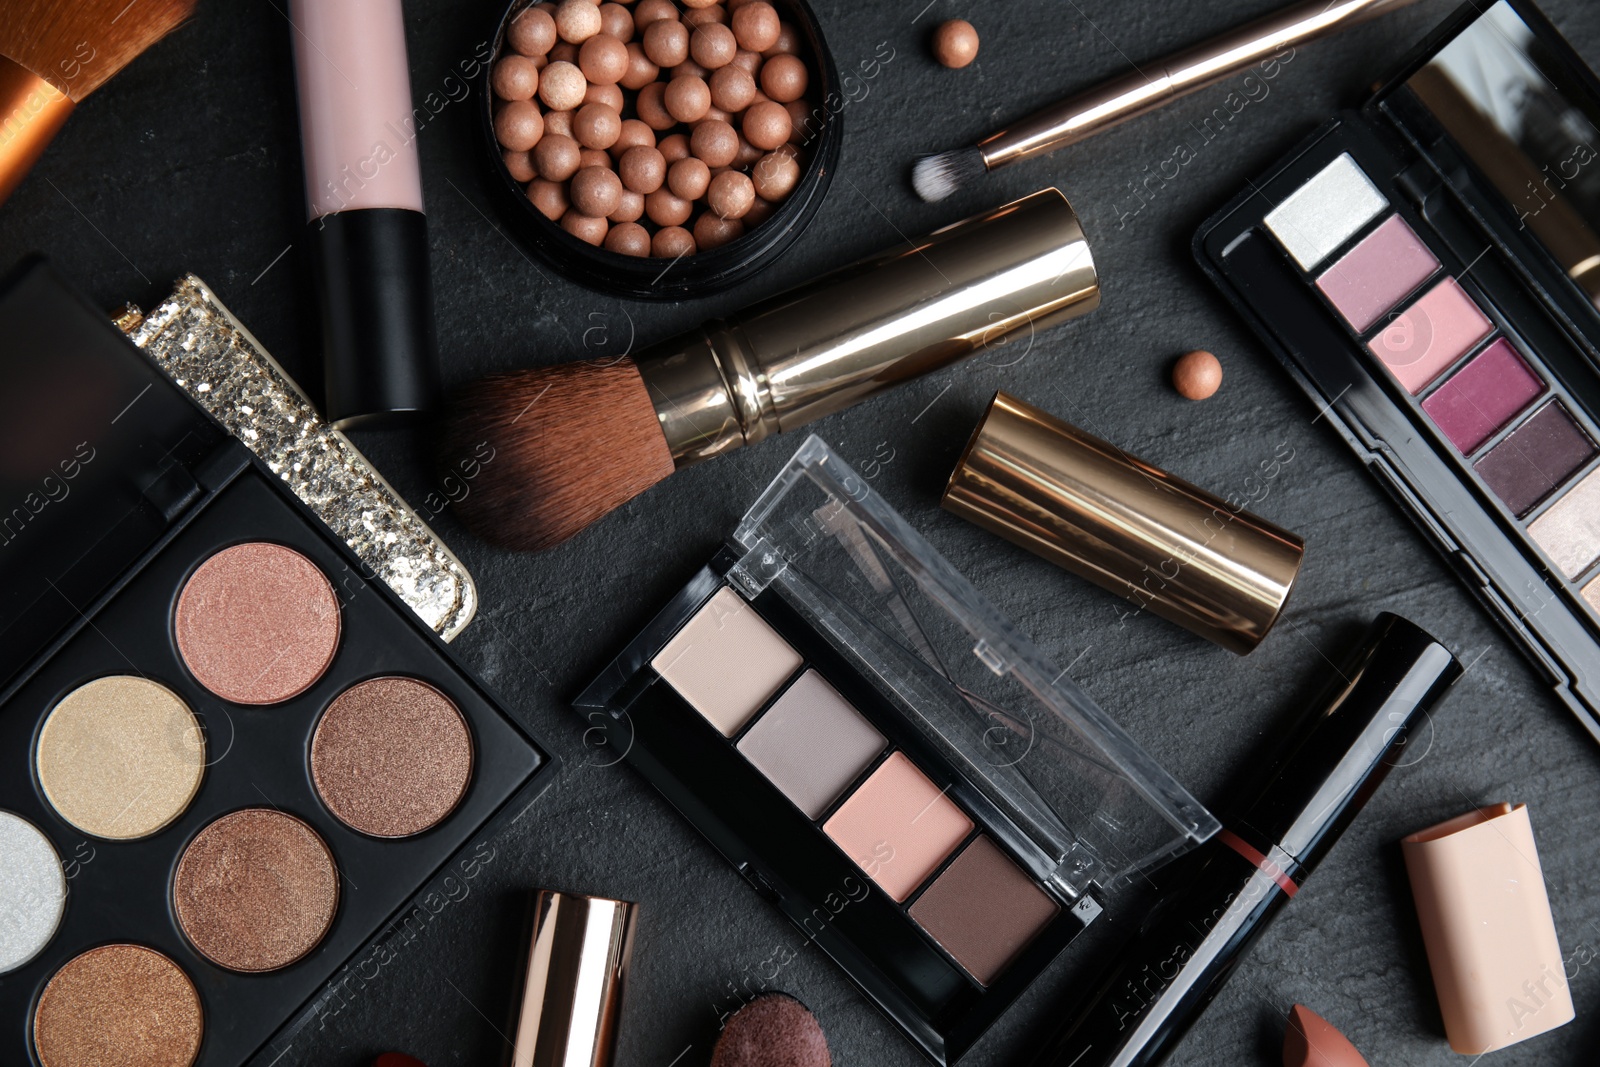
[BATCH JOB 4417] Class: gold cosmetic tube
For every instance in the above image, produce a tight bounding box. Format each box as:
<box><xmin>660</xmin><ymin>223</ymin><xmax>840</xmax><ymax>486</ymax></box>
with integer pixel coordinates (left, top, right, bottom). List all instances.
<box><xmin>510</xmin><ymin>890</ymin><xmax>636</xmax><ymax>1067</ymax></box>
<box><xmin>635</xmin><ymin>187</ymin><xmax>1100</xmax><ymax>466</ymax></box>
<box><xmin>944</xmin><ymin>392</ymin><xmax>1304</xmax><ymax>653</ymax></box>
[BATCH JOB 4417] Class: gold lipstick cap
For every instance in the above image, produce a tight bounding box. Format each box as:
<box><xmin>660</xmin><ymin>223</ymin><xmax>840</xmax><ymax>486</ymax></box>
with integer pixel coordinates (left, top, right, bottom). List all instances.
<box><xmin>943</xmin><ymin>392</ymin><xmax>1303</xmax><ymax>653</ymax></box>
<box><xmin>510</xmin><ymin>890</ymin><xmax>637</xmax><ymax>1067</ymax></box>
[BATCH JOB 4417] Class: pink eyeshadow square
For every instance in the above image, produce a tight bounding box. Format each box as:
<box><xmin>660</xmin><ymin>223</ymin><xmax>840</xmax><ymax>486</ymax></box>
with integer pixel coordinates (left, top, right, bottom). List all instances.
<box><xmin>823</xmin><ymin>751</ymin><xmax>973</xmax><ymax>902</ymax></box>
<box><xmin>1368</xmin><ymin>278</ymin><xmax>1493</xmax><ymax>394</ymax></box>
<box><xmin>1315</xmin><ymin>215</ymin><xmax>1439</xmax><ymax>331</ymax></box>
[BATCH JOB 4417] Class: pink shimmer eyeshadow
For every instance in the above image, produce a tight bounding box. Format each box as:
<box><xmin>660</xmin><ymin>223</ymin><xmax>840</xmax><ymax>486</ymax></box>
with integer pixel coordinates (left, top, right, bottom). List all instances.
<box><xmin>175</xmin><ymin>542</ymin><xmax>341</xmax><ymax>705</ymax></box>
<box><xmin>1368</xmin><ymin>278</ymin><xmax>1493</xmax><ymax>394</ymax></box>
<box><xmin>1315</xmin><ymin>215</ymin><xmax>1439</xmax><ymax>331</ymax></box>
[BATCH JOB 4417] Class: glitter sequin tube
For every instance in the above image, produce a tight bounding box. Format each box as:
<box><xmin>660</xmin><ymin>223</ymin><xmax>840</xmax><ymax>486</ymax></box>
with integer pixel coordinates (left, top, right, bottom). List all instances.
<box><xmin>117</xmin><ymin>275</ymin><xmax>477</xmax><ymax>641</ymax></box>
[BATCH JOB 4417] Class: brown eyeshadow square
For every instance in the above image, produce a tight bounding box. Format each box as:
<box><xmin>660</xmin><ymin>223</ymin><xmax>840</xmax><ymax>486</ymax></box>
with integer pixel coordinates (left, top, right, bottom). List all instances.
<box><xmin>907</xmin><ymin>835</ymin><xmax>1059</xmax><ymax>986</ymax></box>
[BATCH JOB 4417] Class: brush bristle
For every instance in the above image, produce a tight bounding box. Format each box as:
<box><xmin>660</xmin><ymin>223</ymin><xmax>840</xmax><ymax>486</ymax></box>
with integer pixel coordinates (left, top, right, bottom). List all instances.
<box><xmin>439</xmin><ymin>359</ymin><xmax>676</xmax><ymax>552</ymax></box>
<box><xmin>911</xmin><ymin>147</ymin><xmax>986</xmax><ymax>203</ymax></box>
<box><xmin>5</xmin><ymin>0</ymin><xmax>198</xmax><ymax>100</ymax></box>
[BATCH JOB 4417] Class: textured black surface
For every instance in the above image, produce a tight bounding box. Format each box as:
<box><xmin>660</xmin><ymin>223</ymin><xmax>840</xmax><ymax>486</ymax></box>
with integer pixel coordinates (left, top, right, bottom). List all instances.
<box><xmin>3</xmin><ymin>0</ymin><xmax>1598</xmax><ymax>1065</ymax></box>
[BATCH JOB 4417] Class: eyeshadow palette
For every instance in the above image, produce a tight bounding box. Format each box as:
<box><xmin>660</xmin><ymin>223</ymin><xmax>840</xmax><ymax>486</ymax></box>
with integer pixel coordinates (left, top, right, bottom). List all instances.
<box><xmin>1196</xmin><ymin>0</ymin><xmax>1600</xmax><ymax>742</ymax></box>
<box><xmin>0</xmin><ymin>260</ymin><xmax>552</xmax><ymax>1067</ymax></box>
<box><xmin>577</xmin><ymin>436</ymin><xmax>1217</xmax><ymax>1062</ymax></box>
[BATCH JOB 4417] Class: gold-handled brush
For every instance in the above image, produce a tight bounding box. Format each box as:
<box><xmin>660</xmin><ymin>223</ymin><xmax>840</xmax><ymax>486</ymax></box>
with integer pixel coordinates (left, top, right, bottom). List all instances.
<box><xmin>440</xmin><ymin>188</ymin><xmax>1102</xmax><ymax>552</ymax></box>
<box><xmin>912</xmin><ymin>0</ymin><xmax>1423</xmax><ymax>202</ymax></box>
<box><xmin>0</xmin><ymin>0</ymin><xmax>198</xmax><ymax>205</ymax></box>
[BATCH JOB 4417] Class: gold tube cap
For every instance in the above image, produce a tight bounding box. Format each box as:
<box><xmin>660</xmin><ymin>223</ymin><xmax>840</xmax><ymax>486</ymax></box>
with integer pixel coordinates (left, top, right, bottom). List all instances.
<box><xmin>511</xmin><ymin>890</ymin><xmax>637</xmax><ymax>1067</ymax></box>
<box><xmin>943</xmin><ymin>392</ymin><xmax>1303</xmax><ymax>654</ymax></box>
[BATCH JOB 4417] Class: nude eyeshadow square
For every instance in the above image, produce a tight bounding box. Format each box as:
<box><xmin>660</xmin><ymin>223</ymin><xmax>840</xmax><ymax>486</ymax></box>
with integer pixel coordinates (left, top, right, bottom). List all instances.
<box><xmin>908</xmin><ymin>835</ymin><xmax>1059</xmax><ymax>986</ymax></box>
<box><xmin>823</xmin><ymin>751</ymin><xmax>973</xmax><ymax>903</ymax></box>
<box><xmin>1530</xmin><ymin>466</ymin><xmax>1600</xmax><ymax>578</ymax></box>
<box><xmin>737</xmin><ymin>670</ymin><xmax>887</xmax><ymax>819</ymax></box>
<box><xmin>652</xmin><ymin>587</ymin><xmax>803</xmax><ymax>736</ymax></box>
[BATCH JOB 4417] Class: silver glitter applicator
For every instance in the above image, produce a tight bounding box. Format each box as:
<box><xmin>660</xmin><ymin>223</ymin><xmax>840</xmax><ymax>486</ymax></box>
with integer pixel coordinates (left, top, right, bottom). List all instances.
<box><xmin>116</xmin><ymin>276</ymin><xmax>476</xmax><ymax>640</ymax></box>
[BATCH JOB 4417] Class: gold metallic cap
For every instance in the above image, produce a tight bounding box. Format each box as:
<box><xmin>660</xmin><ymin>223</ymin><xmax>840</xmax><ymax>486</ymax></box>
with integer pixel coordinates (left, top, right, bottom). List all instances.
<box><xmin>511</xmin><ymin>890</ymin><xmax>637</xmax><ymax>1067</ymax></box>
<box><xmin>943</xmin><ymin>392</ymin><xmax>1304</xmax><ymax>654</ymax></box>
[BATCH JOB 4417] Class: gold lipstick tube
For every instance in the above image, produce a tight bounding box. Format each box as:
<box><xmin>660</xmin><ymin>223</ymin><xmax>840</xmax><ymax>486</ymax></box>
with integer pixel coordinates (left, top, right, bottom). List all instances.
<box><xmin>635</xmin><ymin>187</ymin><xmax>1100</xmax><ymax>466</ymax></box>
<box><xmin>976</xmin><ymin>0</ymin><xmax>1418</xmax><ymax>171</ymax></box>
<box><xmin>944</xmin><ymin>392</ymin><xmax>1304</xmax><ymax>653</ymax></box>
<box><xmin>510</xmin><ymin>890</ymin><xmax>636</xmax><ymax>1067</ymax></box>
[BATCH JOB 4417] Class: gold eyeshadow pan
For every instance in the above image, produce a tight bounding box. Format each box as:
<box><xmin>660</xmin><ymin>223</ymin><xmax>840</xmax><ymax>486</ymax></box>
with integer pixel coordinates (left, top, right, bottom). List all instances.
<box><xmin>1195</xmin><ymin>0</ymin><xmax>1600</xmax><ymax>743</ymax></box>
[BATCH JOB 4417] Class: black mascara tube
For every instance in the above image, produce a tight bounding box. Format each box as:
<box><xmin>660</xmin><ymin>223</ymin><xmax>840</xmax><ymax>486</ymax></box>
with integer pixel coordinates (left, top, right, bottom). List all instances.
<box><xmin>1030</xmin><ymin>612</ymin><xmax>1460</xmax><ymax>1067</ymax></box>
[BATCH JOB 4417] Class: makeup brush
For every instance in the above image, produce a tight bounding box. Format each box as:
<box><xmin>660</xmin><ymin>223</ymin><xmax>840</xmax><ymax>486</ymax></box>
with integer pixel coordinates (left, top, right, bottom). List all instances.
<box><xmin>0</xmin><ymin>0</ymin><xmax>198</xmax><ymax>205</ymax></box>
<box><xmin>912</xmin><ymin>0</ymin><xmax>1421</xmax><ymax>202</ymax></box>
<box><xmin>441</xmin><ymin>187</ymin><xmax>1102</xmax><ymax>552</ymax></box>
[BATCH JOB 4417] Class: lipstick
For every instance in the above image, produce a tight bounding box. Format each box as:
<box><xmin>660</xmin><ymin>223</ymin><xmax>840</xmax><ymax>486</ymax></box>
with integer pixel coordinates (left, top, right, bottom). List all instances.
<box><xmin>289</xmin><ymin>0</ymin><xmax>439</xmax><ymax>429</ymax></box>
<box><xmin>1029</xmin><ymin>612</ymin><xmax>1460</xmax><ymax>1067</ymax></box>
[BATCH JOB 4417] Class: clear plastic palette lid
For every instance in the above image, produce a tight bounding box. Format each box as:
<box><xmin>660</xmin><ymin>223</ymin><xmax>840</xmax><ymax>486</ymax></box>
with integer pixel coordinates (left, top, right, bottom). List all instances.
<box><xmin>729</xmin><ymin>436</ymin><xmax>1219</xmax><ymax>899</ymax></box>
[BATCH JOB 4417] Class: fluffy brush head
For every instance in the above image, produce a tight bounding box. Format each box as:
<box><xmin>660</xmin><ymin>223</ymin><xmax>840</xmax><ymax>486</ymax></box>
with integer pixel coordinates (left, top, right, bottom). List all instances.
<box><xmin>439</xmin><ymin>359</ymin><xmax>676</xmax><ymax>552</ymax></box>
<box><xmin>4</xmin><ymin>0</ymin><xmax>198</xmax><ymax>100</ymax></box>
<box><xmin>911</xmin><ymin>146</ymin><xmax>986</xmax><ymax>203</ymax></box>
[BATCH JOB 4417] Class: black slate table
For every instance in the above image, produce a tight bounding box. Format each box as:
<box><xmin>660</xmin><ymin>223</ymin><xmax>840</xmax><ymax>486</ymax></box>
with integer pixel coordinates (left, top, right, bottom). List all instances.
<box><xmin>4</xmin><ymin>0</ymin><xmax>1597</xmax><ymax>1064</ymax></box>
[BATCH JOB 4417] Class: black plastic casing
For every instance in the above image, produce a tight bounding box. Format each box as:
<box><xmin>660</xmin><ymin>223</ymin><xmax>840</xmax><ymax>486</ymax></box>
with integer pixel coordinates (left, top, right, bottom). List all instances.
<box><xmin>1031</xmin><ymin>613</ymin><xmax>1461</xmax><ymax>1067</ymax></box>
<box><xmin>1194</xmin><ymin>0</ymin><xmax>1600</xmax><ymax>744</ymax></box>
<box><xmin>574</xmin><ymin>550</ymin><xmax>1101</xmax><ymax>1064</ymax></box>
<box><xmin>0</xmin><ymin>258</ymin><xmax>552</xmax><ymax>1067</ymax></box>
<box><xmin>306</xmin><ymin>207</ymin><xmax>440</xmax><ymax>430</ymax></box>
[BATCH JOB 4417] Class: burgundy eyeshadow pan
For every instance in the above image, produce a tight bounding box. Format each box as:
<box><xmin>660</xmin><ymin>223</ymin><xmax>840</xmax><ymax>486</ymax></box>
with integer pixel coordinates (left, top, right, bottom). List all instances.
<box><xmin>1473</xmin><ymin>401</ymin><xmax>1596</xmax><ymax>516</ymax></box>
<box><xmin>1421</xmin><ymin>338</ymin><xmax>1545</xmax><ymax>454</ymax></box>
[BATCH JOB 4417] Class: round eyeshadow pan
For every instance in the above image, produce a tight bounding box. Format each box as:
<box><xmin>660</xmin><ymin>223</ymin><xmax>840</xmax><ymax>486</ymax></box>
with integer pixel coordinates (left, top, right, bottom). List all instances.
<box><xmin>33</xmin><ymin>944</ymin><xmax>203</xmax><ymax>1067</ymax></box>
<box><xmin>35</xmin><ymin>676</ymin><xmax>206</xmax><ymax>840</ymax></box>
<box><xmin>174</xmin><ymin>542</ymin><xmax>341</xmax><ymax>705</ymax></box>
<box><xmin>172</xmin><ymin>808</ymin><xmax>339</xmax><ymax>973</ymax></box>
<box><xmin>311</xmin><ymin>677</ymin><xmax>474</xmax><ymax>838</ymax></box>
<box><xmin>0</xmin><ymin>811</ymin><xmax>66</xmax><ymax>973</ymax></box>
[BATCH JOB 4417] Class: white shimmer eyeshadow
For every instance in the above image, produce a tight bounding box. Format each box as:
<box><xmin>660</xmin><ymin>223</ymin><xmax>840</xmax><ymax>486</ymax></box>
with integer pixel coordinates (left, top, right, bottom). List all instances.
<box><xmin>0</xmin><ymin>811</ymin><xmax>66</xmax><ymax>973</ymax></box>
<box><xmin>1263</xmin><ymin>153</ymin><xmax>1388</xmax><ymax>270</ymax></box>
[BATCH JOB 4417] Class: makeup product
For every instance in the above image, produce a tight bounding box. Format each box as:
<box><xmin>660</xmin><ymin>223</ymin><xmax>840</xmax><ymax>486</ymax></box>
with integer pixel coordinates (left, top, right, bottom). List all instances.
<box><xmin>443</xmin><ymin>187</ymin><xmax>1100</xmax><ymax>551</ymax></box>
<box><xmin>289</xmin><ymin>0</ymin><xmax>439</xmax><ymax>429</ymax></box>
<box><xmin>1195</xmin><ymin>0</ymin><xmax>1600</xmax><ymax>742</ymax></box>
<box><xmin>1283</xmin><ymin>1005</ymin><xmax>1369</xmax><ymax>1067</ymax></box>
<box><xmin>1401</xmin><ymin>802</ymin><xmax>1572</xmax><ymax>1053</ymax></box>
<box><xmin>911</xmin><ymin>0</ymin><xmax>1421</xmax><ymax>202</ymax></box>
<box><xmin>0</xmin><ymin>0</ymin><xmax>196</xmax><ymax>205</ymax></box>
<box><xmin>509</xmin><ymin>890</ymin><xmax>636</xmax><ymax>1067</ymax></box>
<box><xmin>576</xmin><ymin>435</ymin><xmax>1218</xmax><ymax>1063</ymax></box>
<box><xmin>711</xmin><ymin>994</ymin><xmax>831</xmax><ymax>1067</ymax></box>
<box><xmin>484</xmin><ymin>0</ymin><xmax>837</xmax><ymax>295</ymax></box>
<box><xmin>930</xmin><ymin>20</ymin><xmax>979</xmax><ymax>70</ymax></box>
<box><xmin>1030</xmin><ymin>613</ymin><xmax>1460</xmax><ymax>1067</ymax></box>
<box><xmin>116</xmin><ymin>274</ymin><xmax>477</xmax><ymax>640</ymax></box>
<box><xmin>942</xmin><ymin>392</ymin><xmax>1304</xmax><ymax>653</ymax></box>
<box><xmin>0</xmin><ymin>258</ymin><xmax>553</xmax><ymax>1067</ymax></box>
<box><xmin>1172</xmin><ymin>350</ymin><xmax>1223</xmax><ymax>401</ymax></box>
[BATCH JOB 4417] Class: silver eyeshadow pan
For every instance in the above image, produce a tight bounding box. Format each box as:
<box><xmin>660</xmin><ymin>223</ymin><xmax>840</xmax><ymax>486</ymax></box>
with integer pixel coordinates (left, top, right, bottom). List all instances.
<box><xmin>1262</xmin><ymin>153</ymin><xmax>1387</xmax><ymax>270</ymax></box>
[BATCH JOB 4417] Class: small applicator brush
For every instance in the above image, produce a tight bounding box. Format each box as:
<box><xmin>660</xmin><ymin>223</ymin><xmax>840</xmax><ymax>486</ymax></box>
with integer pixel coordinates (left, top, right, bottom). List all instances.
<box><xmin>441</xmin><ymin>187</ymin><xmax>1101</xmax><ymax>552</ymax></box>
<box><xmin>913</xmin><ymin>0</ymin><xmax>1422</xmax><ymax>203</ymax></box>
<box><xmin>0</xmin><ymin>0</ymin><xmax>199</xmax><ymax>205</ymax></box>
